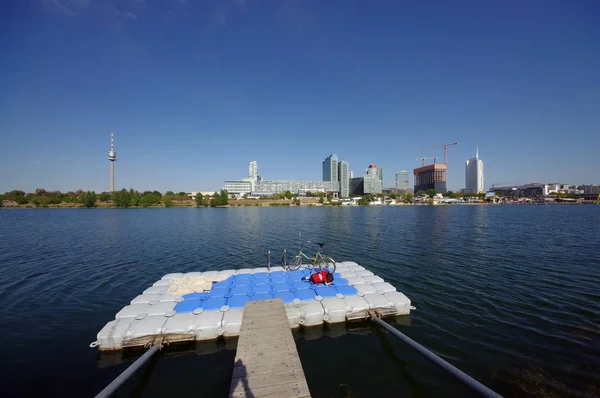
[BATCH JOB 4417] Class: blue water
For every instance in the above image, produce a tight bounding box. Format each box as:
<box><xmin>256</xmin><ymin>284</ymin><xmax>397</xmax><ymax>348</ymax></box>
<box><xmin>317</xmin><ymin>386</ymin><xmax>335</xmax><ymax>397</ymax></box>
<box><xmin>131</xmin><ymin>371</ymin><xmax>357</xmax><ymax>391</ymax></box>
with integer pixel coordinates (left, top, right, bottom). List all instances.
<box><xmin>0</xmin><ymin>206</ymin><xmax>599</xmax><ymax>397</ymax></box>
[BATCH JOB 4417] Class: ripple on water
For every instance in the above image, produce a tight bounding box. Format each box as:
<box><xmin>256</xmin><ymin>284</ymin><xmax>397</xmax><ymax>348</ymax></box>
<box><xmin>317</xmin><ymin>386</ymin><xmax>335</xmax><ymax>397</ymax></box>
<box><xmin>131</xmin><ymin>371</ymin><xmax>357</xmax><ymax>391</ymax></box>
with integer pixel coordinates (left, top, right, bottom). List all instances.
<box><xmin>0</xmin><ymin>206</ymin><xmax>598</xmax><ymax>397</ymax></box>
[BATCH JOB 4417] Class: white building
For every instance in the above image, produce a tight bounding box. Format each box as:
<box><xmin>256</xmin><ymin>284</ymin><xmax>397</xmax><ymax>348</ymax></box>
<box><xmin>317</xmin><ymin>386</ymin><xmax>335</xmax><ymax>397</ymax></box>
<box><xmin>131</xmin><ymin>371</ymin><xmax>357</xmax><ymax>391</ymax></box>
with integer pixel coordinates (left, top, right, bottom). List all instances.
<box><xmin>248</xmin><ymin>161</ymin><xmax>258</xmax><ymax>181</ymax></box>
<box><xmin>224</xmin><ymin>180</ymin><xmax>253</xmax><ymax>196</ymax></box>
<box><xmin>465</xmin><ymin>147</ymin><xmax>484</xmax><ymax>194</ymax></box>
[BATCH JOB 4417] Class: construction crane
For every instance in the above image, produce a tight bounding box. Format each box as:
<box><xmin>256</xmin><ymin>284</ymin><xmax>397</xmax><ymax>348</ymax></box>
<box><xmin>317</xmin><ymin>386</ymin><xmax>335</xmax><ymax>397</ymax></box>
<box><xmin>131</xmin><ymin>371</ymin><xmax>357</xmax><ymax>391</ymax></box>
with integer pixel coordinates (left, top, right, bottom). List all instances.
<box><xmin>423</xmin><ymin>142</ymin><xmax>458</xmax><ymax>165</ymax></box>
<box><xmin>416</xmin><ymin>157</ymin><xmax>438</xmax><ymax>167</ymax></box>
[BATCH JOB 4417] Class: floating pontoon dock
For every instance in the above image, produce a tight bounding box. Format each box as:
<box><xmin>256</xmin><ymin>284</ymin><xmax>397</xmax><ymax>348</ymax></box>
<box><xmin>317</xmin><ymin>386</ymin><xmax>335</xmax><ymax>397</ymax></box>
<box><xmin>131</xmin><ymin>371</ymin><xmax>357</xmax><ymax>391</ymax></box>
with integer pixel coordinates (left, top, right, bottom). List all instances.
<box><xmin>93</xmin><ymin>262</ymin><xmax>412</xmax><ymax>351</ymax></box>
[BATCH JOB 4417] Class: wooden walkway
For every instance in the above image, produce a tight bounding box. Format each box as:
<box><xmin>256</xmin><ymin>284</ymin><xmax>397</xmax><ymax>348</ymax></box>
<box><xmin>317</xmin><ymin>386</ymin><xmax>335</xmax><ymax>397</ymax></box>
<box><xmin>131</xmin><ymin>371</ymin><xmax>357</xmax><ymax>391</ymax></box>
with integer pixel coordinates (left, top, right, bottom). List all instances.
<box><xmin>230</xmin><ymin>299</ymin><xmax>311</xmax><ymax>398</ymax></box>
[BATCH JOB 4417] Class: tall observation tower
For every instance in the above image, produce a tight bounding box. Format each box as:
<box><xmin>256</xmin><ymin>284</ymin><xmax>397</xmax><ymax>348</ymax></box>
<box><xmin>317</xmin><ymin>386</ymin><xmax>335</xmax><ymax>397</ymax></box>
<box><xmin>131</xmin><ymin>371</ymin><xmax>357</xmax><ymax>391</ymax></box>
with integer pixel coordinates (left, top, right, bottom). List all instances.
<box><xmin>108</xmin><ymin>132</ymin><xmax>117</xmax><ymax>192</ymax></box>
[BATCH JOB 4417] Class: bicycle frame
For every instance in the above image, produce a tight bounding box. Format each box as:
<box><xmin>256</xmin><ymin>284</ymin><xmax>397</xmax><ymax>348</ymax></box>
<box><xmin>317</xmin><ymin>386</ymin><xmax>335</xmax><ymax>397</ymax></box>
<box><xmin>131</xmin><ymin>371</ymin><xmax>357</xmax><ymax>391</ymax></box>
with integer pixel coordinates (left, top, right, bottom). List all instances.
<box><xmin>295</xmin><ymin>236</ymin><xmax>325</xmax><ymax>266</ymax></box>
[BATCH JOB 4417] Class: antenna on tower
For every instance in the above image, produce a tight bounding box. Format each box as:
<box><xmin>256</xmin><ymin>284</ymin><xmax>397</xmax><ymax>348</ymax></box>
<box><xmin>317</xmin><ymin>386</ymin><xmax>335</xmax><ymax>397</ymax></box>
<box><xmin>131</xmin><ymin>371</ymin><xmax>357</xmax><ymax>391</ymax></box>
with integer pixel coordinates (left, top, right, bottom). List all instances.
<box><xmin>108</xmin><ymin>132</ymin><xmax>117</xmax><ymax>192</ymax></box>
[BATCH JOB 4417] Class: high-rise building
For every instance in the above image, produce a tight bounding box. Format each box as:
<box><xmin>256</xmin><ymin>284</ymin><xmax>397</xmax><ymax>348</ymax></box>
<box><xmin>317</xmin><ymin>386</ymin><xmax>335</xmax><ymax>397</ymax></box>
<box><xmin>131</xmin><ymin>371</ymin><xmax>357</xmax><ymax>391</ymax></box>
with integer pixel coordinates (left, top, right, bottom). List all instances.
<box><xmin>364</xmin><ymin>164</ymin><xmax>383</xmax><ymax>194</ymax></box>
<box><xmin>248</xmin><ymin>161</ymin><xmax>258</xmax><ymax>181</ymax></box>
<box><xmin>377</xmin><ymin>167</ymin><xmax>383</xmax><ymax>183</ymax></box>
<box><xmin>395</xmin><ymin>170</ymin><xmax>410</xmax><ymax>193</ymax></box>
<box><xmin>349</xmin><ymin>170</ymin><xmax>354</xmax><ymax>179</ymax></box>
<box><xmin>322</xmin><ymin>154</ymin><xmax>338</xmax><ymax>182</ymax></box>
<box><xmin>465</xmin><ymin>147</ymin><xmax>484</xmax><ymax>193</ymax></box>
<box><xmin>338</xmin><ymin>161</ymin><xmax>349</xmax><ymax>198</ymax></box>
<box><xmin>414</xmin><ymin>163</ymin><xmax>447</xmax><ymax>193</ymax></box>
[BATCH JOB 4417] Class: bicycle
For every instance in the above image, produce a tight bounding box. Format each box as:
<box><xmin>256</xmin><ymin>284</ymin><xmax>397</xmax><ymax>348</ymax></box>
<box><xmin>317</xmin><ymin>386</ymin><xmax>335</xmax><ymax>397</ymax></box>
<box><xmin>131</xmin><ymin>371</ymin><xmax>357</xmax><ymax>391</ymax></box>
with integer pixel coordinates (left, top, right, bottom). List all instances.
<box><xmin>286</xmin><ymin>233</ymin><xmax>336</xmax><ymax>273</ymax></box>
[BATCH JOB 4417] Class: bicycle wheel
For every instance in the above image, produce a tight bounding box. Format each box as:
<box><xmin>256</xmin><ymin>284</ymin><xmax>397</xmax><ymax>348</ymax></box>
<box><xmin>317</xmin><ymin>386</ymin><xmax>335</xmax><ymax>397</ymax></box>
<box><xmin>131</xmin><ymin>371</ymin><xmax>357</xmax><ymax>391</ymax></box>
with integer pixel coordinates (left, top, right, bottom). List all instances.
<box><xmin>317</xmin><ymin>257</ymin><xmax>336</xmax><ymax>273</ymax></box>
<box><xmin>287</xmin><ymin>255</ymin><xmax>303</xmax><ymax>271</ymax></box>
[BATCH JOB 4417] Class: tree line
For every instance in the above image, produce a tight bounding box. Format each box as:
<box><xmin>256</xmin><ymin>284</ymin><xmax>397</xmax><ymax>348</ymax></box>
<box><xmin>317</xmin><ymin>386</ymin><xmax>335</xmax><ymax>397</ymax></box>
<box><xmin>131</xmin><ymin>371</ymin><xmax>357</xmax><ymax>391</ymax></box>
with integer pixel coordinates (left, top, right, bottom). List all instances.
<box><xmin>0</xmin><ymin>189</ymin><xmax>230</xmax><ymax>208</ymax></box>
<box><xmin>194</xmin><ymin>190</ymin><xmax>230</xmax><ymax>207</ymax></box>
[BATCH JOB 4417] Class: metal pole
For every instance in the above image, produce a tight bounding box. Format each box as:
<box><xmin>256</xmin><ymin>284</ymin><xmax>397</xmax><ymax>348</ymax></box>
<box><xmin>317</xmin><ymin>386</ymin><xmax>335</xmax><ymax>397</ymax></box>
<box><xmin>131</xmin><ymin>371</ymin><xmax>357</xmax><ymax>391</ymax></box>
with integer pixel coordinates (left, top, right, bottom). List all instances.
<box><xmin>95</xmin><ymin>344</ymin><xmax>160</xmax><ymax>398</ymax></box>
<box><xmin>372</xmin><ymin>317</ymin><xmax>502</xmax><ymax>398</ymax></box>
<box><xmin>267</xmin><ymin>249</ymin><xmax>271</xmax><ymax>271</ymax></box>
<box><xmin>282</xmin><ymin>248</ymin><xmax>287</xmax><ymax>268</ymax></box>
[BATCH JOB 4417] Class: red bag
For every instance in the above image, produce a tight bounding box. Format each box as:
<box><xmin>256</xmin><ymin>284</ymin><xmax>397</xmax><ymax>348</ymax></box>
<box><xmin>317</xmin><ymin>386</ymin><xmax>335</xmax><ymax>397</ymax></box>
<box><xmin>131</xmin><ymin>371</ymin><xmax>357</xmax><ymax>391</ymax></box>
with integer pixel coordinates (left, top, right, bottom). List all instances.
<box><xmin>309</xmin><ymin>270</ymin><xmax>333</xmax><ymax>284</ymax></box>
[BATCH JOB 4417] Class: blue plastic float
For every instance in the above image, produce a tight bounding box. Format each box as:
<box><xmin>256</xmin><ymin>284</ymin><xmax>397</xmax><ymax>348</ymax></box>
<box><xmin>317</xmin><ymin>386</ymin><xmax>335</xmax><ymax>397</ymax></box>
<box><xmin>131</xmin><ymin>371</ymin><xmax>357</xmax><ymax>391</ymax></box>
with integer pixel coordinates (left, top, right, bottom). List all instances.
<box><xmin>94</xmin><ymin>262</ymin><xmax>412</xmax><ymax>351</ymax></box>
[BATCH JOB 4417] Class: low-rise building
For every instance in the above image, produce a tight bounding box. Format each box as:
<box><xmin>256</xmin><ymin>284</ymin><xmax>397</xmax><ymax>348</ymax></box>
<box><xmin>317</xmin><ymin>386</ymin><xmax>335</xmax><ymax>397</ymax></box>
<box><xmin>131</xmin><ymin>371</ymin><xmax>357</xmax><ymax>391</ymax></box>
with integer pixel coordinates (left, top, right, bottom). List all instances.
<box><xmin>578</xmin><ymin>184</ymin><xmax>600</xmax><ymax>194</ymax></box>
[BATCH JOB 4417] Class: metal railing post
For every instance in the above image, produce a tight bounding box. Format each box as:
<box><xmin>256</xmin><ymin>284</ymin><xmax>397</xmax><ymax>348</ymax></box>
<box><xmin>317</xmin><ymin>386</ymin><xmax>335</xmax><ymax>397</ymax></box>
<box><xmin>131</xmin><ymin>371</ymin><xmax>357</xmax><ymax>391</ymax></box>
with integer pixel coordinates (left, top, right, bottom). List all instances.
<box><xmin>372</xmin><ymin>317</ymin><xmax>502</xmax><ymax>398</ymax></box>
<box><xmin>282</xmin><ymin>248</ymin><xmax>287</xmax><ymax>268</ymax></box>
<box><xmin>95</xmin><ymin>344</ymin><xmax>161</xmax><ymax>398</ymax></box>
<box><xmin>267</xmin><ymin>249</ymin><xmax>271</xmax><ymax>271</ymax></box>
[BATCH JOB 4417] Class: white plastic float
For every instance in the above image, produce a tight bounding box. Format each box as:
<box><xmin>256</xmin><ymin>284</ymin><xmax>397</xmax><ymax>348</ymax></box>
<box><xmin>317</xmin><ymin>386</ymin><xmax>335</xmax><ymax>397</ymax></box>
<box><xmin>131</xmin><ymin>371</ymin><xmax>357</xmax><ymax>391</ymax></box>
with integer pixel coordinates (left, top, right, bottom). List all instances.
<box><xmin>93</xmin><ymin>261</ymin><xmax>412</xmax><ymax>351</ymax></box>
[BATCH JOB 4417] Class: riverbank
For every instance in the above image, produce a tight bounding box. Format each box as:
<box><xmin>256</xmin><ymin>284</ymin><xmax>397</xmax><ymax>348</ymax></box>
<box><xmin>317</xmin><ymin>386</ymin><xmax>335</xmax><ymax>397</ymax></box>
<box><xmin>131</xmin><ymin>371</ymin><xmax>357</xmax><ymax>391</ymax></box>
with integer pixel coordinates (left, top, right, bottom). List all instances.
<box><xmin>2</xmin><ymin>199</ymin><xmax>596</xmax><ymax>208</ymax></box>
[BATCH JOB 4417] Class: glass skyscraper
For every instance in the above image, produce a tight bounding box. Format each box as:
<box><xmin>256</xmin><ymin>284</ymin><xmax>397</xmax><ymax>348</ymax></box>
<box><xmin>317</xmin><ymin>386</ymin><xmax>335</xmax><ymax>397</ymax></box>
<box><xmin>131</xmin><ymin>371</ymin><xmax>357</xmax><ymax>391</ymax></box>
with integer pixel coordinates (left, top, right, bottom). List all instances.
<box><xmin>322</xmin><ymin>154</ymin><xmax>338</xmax><ymax>182</ymax></box>
<box><xmin>395</xmin><ymin>170</ymin><xmax>410</xmax><ymax>193</ymax></box>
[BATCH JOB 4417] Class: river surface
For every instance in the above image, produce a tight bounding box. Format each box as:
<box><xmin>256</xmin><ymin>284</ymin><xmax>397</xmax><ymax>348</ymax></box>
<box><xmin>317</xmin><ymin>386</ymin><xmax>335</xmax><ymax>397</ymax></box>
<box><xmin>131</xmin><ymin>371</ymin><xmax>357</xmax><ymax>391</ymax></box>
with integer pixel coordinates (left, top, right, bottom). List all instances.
<box><xmin>0</xmin><ymin>206</ymin><xmax>599</xmax><ymax>397</ymax></box>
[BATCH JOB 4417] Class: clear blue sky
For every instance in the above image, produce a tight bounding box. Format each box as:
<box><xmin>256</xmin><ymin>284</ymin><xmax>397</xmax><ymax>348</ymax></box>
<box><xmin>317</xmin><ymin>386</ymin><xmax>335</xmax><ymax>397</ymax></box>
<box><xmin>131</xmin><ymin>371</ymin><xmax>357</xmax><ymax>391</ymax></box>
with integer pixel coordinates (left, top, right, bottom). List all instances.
<box><xmin>1</xmin><ymin>0</ymin><xmax>599</xmax><ymax>193</ymax></box>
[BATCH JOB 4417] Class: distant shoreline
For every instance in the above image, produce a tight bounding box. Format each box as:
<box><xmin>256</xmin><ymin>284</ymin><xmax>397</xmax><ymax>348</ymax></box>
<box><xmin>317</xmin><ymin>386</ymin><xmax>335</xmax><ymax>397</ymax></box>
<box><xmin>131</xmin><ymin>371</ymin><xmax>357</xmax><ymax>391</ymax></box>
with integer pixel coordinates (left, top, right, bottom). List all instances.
<box><xmin>1</xmin><ymin>201</ymin><xmax>593</xmax><ymax>209</ymax></box>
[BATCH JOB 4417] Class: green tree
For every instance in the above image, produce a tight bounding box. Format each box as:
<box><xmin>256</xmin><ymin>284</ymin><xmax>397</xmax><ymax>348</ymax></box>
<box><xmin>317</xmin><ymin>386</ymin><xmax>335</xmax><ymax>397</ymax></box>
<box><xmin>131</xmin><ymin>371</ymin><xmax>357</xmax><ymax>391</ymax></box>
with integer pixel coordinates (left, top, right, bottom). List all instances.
<box><xmin>165</xmin><ymin>191</ymin><xmax>175</xmax><ymax>196</ymax></box>
<box><xmin>112</xmin><ymin>189</ymin><xmax>131</xmax><ymax>208</ymax></box>
<box><xmin>28</xmin><ymin>196</ymin><xmax>39</xmax><ymax>207</ymax></box>
<box><xmin>63</xmin><ymin>191</ymin><xmax>77</xmax><ymax>203</ymax></box>
<box><xmin>38</xmin><ymin>196</ymin><xmax>51</xmax><ymax>207</ymax></box>
<box><xmin>177</xmin><ymin>191</ymin><xmax>186</xmax><ymax>197</ymax></box>
<box><xmin>5</xmin><ymin>190</ymin><xmax>27</xmax><ymax>204</ymax></box>
<box><xmin>402</xmin><ymin>193</ymin><xmax>414</xmax><ymax>203</ymax></box>
<box><xmin>415</xmin><ymin>190</ymin><xmax>426</xmax><ymax>198</ymax></box>
<box><xmin>80</xmin><ymin>191</ymin><xmax>96</xmax><ymax>208</ymax></box>
<box><xmin>164</xmin><ymin>198</ymin><xmax>173</xmax><ymax>207</ymax></box>
<box><xmin>129</xmin><ymin>191</ymin><xmax>141</xmax><ymax>207</ymax></box>
<box><xmin>24</xmin><ymin>193</ymin><xmax>37</xmax><ymax>203</ymax></box>
<box><xmin>139</xmin><ymin>191</ymin><xmax>162</xmax><ymax>206</ymax></box>
<box><xmin>210</xmin><ymin>192</ymin><xmax>220</xmax><ymax>207</ymax></box>
<box><xmin>98</xmin><ymin>192</ymin><xmax>111</xmax><ymax>202</ymax></box>
<box><xmin>318</xmin><ymin>197</ymin><xmax>324</xmax><ymax>204</ymax></box>
<box><xmin>425</xmin><ymin>189</ymin><xmax>437</xmax><ymax>198</ymax></box>
<box><xmin>195</xmin><ymin>193</ymin><xmax>204</xmax><ymax>207</ymax></box>
<box><xmin>219</xmin><ymin>189</ymin><xmax>229</xmax><ymax>206</ymax></box>
<box><xmin>140</xmin><ymin>194</ymin><xmax>152</xmax><ymax>207</ymax></box>
<box><xmin>357</xmin><ymin>198</ymin><xmax>369</xmax><ymax>206</ymax></box>
<box><xmin>202</xmin><ymin>194</ymin><xmax>210</xmax><ymax>207</ymax></box>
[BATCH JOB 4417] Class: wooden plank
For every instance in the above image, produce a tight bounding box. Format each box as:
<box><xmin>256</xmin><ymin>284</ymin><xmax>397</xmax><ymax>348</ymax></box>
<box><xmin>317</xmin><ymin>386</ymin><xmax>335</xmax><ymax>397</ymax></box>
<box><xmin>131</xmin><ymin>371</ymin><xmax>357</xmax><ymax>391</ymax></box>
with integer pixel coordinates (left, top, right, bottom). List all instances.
<box><xmin>240</xmin><ymin>319</ymin><xmax>290</xmax><ymax>331</ymax></box>
<box><xmin>230</xmin><ymin>299</ymin><xmax>311</xmax><ymax>398</ymax></box>
<box><xmin>231</xmin><ymin>368</ymin><xmax>307</xmax><ymax>390</ymax></box>
<box><xmin>232</xmin><ymin>357</ymin><xmax>302</xmax><ymax>378</ymax></box>
<box><xmin>230</xmin><ymin>381</ymin><xmax>311</xmax><ymax>398</ymax></box>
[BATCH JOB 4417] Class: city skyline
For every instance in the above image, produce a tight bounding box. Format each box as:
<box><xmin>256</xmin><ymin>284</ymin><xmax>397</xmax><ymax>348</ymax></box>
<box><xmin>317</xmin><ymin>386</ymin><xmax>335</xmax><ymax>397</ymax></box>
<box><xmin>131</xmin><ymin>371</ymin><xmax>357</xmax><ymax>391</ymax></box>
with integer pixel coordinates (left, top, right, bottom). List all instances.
<box><xmin>1</xmin><ymin>1</ymin><xmax>599</xmax><ymax>193</ymax></box>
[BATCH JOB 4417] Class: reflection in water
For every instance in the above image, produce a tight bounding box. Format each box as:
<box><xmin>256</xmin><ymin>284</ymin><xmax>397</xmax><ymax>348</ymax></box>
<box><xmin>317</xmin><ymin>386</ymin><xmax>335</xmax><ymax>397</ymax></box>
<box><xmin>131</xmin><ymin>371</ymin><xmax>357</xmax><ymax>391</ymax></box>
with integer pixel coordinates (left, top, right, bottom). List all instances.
<box><xmin>1</xmin><ymin>207</ymin><xmax>599</xmax><ymax>398</ymax></box>
<box><xmin>96</xmin><ymin>321</ymin><xmax>384</xmax><ymax>368</ymax></box>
